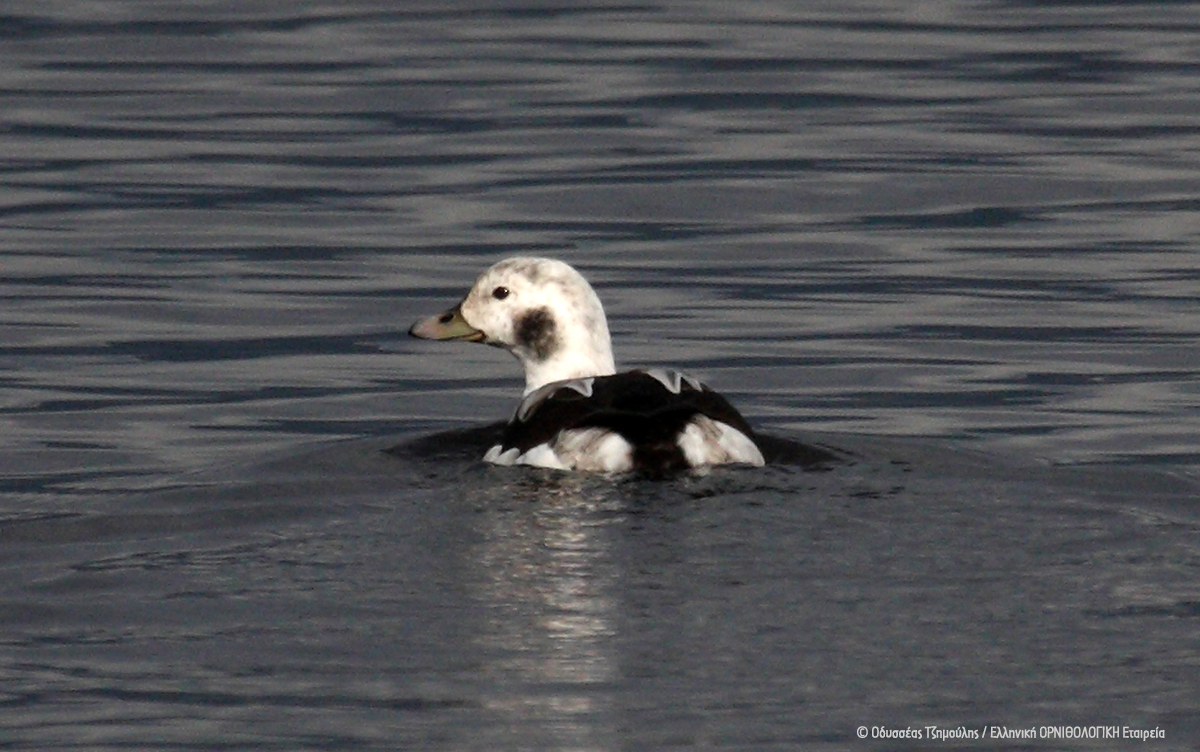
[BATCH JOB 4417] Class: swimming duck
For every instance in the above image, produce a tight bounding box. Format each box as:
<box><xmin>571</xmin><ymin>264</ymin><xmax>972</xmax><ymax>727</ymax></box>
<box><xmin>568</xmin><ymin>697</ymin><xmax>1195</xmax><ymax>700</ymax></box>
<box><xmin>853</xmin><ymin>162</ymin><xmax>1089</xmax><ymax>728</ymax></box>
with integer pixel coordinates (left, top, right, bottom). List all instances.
<box><xmin>409</xmin><ymin>257</ymin><xmax>764</xmax><ymax>473</ymax></box>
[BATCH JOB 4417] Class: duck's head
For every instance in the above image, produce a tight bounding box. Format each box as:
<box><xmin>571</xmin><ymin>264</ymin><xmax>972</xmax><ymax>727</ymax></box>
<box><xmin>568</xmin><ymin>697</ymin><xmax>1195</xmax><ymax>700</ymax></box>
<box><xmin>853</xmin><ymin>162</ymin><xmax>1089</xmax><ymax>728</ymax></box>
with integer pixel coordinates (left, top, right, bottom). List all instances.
<box><xmin>410</xmin><ymin>257</ymin><xmax>616</xmax><ymax>394</ymax></box>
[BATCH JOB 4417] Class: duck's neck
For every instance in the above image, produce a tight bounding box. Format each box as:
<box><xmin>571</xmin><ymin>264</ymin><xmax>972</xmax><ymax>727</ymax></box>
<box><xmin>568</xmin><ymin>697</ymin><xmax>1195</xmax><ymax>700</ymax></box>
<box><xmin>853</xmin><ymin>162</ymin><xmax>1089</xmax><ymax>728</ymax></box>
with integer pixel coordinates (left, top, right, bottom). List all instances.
<box><xmin>521</xmin><ymin>345</ymin><xmax>616</xmax><ymax>394</ymax></box>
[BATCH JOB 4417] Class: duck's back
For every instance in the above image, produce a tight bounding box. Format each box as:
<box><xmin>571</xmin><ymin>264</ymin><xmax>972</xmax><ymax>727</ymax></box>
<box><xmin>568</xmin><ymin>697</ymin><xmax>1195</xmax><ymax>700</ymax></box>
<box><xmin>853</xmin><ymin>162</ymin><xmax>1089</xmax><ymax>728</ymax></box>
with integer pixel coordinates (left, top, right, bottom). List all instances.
<box><xmin>483</xmin><ymin>369</ymin><xmax>764</xmax><ymax>474</ymax></box>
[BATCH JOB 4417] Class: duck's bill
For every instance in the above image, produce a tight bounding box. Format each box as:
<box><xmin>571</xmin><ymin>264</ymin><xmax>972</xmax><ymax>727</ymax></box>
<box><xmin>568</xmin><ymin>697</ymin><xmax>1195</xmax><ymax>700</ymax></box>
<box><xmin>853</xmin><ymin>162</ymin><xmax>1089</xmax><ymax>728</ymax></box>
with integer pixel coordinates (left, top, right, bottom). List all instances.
<box><xmin>409</xmin><ymin>305</ymin><xmax>485</xmax><ymax>342</ymax></box>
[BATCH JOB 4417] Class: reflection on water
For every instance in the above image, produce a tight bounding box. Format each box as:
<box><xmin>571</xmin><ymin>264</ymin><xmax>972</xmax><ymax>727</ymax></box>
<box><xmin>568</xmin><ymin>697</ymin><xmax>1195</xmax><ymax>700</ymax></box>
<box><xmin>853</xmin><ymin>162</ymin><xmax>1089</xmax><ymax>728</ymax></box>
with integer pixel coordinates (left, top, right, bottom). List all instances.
<box><xmin>469</xmin><ymin>476</ymin><xmax>621</xmax><ymax>751</ymax></box>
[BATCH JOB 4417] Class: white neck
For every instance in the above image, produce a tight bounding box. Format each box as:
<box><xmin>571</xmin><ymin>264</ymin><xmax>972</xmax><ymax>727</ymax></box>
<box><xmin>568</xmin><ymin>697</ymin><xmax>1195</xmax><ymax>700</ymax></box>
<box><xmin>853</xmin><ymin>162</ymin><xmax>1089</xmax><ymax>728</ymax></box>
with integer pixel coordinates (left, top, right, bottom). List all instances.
<box><xmin>519</xmin><ymin>334</ymin><xmax>616</xmax><ymax>394</ymax></box>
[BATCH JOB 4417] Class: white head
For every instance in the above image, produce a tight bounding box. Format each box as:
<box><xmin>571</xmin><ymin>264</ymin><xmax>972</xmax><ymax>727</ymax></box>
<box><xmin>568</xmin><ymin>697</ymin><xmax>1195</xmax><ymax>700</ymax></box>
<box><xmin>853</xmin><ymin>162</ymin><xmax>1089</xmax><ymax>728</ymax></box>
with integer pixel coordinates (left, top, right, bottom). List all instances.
<box><xmin>410</xmin><ymin>257</ymin><xmax>617</xmax><ymax>394</ymax></box>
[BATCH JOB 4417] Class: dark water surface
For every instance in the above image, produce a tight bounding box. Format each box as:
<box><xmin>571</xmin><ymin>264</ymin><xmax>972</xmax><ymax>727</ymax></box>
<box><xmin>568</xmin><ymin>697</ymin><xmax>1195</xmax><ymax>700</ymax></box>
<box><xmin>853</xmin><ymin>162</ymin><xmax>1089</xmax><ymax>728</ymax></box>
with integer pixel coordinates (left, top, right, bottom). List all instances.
<box><xmin>2</xmin><ymin>2</ymin><xmax>1199</xmax><ymax>749</ymax></box>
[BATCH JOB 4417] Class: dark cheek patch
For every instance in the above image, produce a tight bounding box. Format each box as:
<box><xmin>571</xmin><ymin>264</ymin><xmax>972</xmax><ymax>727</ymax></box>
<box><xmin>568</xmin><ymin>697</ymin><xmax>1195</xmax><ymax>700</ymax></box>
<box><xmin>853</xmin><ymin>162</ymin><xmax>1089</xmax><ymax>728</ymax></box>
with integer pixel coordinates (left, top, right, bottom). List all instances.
<box><xmin>515</xmin><ymin>307</ymin><xmax>558</xmax><ymax>361</ymax></box>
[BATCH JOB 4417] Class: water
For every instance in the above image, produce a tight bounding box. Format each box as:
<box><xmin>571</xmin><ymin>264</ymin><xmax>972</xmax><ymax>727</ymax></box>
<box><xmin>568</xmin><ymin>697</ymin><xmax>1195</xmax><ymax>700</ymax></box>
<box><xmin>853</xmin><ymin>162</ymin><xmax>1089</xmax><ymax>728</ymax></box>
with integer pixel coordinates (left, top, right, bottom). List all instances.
<box><xmin>2</xmin><ymin>1</ymin><xmax>1199</xmax><ymax>749</ymax></box>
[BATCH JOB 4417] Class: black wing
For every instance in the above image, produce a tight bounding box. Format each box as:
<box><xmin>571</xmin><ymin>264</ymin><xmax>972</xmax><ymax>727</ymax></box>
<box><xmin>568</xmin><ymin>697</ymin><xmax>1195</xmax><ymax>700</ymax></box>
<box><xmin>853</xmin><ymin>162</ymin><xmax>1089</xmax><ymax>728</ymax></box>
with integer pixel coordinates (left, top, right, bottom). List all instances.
<box><xmin>498</xmin><ymin>371</ymin><xmax>757</xmax><ymax>457</ymax></box>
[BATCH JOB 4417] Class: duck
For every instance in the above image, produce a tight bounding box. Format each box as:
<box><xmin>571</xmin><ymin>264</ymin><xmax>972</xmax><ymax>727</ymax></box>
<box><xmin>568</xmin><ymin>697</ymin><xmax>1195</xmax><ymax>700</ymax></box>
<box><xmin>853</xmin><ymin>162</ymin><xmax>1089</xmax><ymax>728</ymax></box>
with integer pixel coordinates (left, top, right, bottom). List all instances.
<box><xmin>409</xmin><ymin>257</ymin><xmax>765</xmax><ymax>474</ymax></box>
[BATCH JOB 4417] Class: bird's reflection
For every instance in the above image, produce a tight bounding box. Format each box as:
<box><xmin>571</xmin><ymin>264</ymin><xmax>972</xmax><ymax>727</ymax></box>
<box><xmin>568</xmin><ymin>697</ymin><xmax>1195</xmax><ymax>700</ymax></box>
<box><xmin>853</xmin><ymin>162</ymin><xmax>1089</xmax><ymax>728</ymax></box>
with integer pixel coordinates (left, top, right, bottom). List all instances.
<box><xmin>466</xmin><ymin>471</ymin><xmax>624</xmax><ymax>751</ymax></box>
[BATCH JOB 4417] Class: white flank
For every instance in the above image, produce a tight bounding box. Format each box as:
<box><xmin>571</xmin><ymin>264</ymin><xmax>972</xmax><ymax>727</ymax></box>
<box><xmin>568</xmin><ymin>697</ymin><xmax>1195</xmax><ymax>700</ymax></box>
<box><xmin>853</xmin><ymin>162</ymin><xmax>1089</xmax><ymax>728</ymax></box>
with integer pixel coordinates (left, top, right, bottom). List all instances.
<box><xmin>482</xmin><ymin>428</ymin><xmax>633</xmax><ymax>472</ymax></box>
<box><xmin>483</xmin><ymin>445</ymin><xmax>521</xmax><ymax>465</ymax></box>
<box><xmin>677</xmin><ymin>416</ymin><xmax>765</xmax><ymax>468</ymax></box>
<box><xmin>514</xmin><ymin>444</ymin><xmax>570</xmax><ymax>470</ymax></box>
<box><xmin>552</xmin><ymin>428</ymin><xmax>633</xmax><ymax>472</ymax></box>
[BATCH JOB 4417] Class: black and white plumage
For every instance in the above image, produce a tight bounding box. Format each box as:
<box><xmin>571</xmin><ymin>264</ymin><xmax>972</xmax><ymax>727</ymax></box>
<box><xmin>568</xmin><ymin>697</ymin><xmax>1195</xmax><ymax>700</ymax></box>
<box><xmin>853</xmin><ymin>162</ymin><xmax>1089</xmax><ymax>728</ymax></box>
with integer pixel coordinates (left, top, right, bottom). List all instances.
<box><xmin>409</xmin><ymin>257</ymin><xmax>765</xmax><ymax>473</ymax></box>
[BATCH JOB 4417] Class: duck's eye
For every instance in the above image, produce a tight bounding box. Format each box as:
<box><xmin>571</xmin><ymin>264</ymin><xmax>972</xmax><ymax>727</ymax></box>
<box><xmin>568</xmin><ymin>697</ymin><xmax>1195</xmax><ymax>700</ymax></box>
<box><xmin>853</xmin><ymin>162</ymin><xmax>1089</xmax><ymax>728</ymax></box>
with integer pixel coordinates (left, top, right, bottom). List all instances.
<box><xmin>492</xmin><ymin>286</ymin><xmax>510</xmax><ymax>300</ymax></box>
